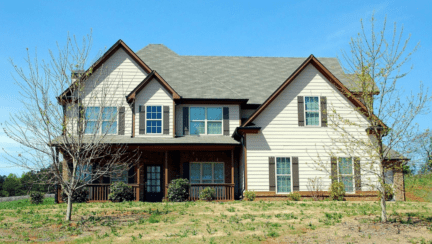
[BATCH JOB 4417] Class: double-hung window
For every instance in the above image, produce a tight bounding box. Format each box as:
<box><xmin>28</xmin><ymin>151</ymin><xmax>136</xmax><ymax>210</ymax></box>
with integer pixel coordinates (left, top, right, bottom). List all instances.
<box><xmin>276</xmin><ymin>157</ymin><xmax>292</xmax><ymax>193</ymax></box>
<box><xmin>190</xmin><ymin>162</ymin><xmax>224</xmax><ymax>184</ymax></box>
<box><xmin>305</xmin><ymin>97</ymin><xmax>320</xmax><ymax>126</ymax></box>
<box><xmin>146</xmin><ymin>106</ymin><xmax>162</xmax><ymax>134</ymax></box>
<box><xmin>190</xmin><ymin>107</ymin><xmax>222</xmax><ymax>135</ymax></box>
<box><xmin>111</xmin><ymin>165</ymin><xmax>128</xmax><ymax>183</ymax></box>
<box><xmin>338</xmin><ymin>157</ymin><xmax>354</xmax><ymax>193</ymax></box>
<box><xmin>85</xmin><ymin>107</ymin><xmax>117</xmax><ymax>134</ymax></box>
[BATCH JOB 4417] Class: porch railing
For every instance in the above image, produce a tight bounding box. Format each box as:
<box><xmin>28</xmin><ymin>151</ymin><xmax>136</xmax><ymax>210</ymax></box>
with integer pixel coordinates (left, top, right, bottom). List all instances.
<box><xmin>57</xmin><ymin>184</ymin><xmax>140</xmax><ymax>203</ymax></box>
<box><xmin>189</xmin><ymin>184</ymin><xmax>235</xmax><ymax>201</ymax></box>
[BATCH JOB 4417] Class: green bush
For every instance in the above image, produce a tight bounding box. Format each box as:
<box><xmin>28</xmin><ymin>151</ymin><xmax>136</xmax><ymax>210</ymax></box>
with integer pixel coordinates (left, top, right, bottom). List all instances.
<box><xmin>288</xmin><ymin>192</ymin><xmax>301</xmax><ymax>201</ymax></box>
<box><xmin>378</xmin><ymin>183</ymin><xmax>394</xmax><ymax>201</ymax></box>
<box><xmin>199</xmin><ymin>187</ymin><xmax>216</xmax><ymax>201</ymax></box>
<box><xmin>30</xmin><ymin>191</ymin><xmax>44</xmax><ymax>204</ymax></box>
<box><xmin>167</xmin><ymin>178</ymin><xmax>190</xmax><ymax>202</ymax></box>
<box><xmin>243</xmin><ymin>190</ymin><xmax>256</xmax><ymax>201</ymax></box>
<box><xmin>61</xmin><ymin>187</ymin><xmax>89</xmax><ymax>203</ymax></box>
<box><xmin>108</xmin><ymin>181</ymin><xmax>134</xmax><ymax>202</ymax></box>
<box><xmin>329</xmin><ymin>181</ymin><xmax>345</xmax><ymax>201</ymax></box>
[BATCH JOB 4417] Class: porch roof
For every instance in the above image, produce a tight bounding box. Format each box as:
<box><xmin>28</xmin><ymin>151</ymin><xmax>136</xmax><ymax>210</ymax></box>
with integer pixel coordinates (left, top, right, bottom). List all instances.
<box><xmin>51</xmin><ymin>135</ymin><xmax>240</xmax><ymax>145</ymax></box>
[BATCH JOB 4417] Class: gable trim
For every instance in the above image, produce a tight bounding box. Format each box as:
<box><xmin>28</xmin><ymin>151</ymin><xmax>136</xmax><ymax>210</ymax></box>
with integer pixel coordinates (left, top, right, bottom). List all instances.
<box><xmin>57</xmin><ymin>40</ymin><xmax>153</xmax><ymax>104</ymax></box>
<box><xmin>126</xmin><ymin>70</ymin><xmax>181</xmax><ymax>103</ymax></box>
<box><xmin>242</xmin><ymin>55</ymin><xmax>384</xmax><ymax>128</ymax></box>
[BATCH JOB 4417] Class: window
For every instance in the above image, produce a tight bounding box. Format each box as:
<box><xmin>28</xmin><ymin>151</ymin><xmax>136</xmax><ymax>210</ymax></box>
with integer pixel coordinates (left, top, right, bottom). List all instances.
<box><xmin>190</xmin><ymin>107</ymin><xmax>222</xmax><ymax>135</ymax></box>
<box><xmin>76</xmin><ymin>164</ymin><xmax>92</xmax><ymax>182</ymax></box>
<box><xmin>190</xmin><ymin>162</ymin><xmax>224</xmax><ymax>184</ymax></box>
<box><xmin>111</xmin><ymin>165</ymin><xmax>128</xmax><ymax>183</ymax></box>
<box><xmin>85</xmin><ymin>107</ymin><xmax>117</xmax><ymax>134</ymax></box>
<box><xmin>146</xmin><ymin>106</ymin><xmax>162</xmax><ymax>134</ymax></box>
<box><xmin>276</xmin><ymin>157</ymin><xmax>291</xmax><ymax>193</ymax></box>
<box><xmin>305</xmin><ymin>97</ymin><xmax>320</xmax><ymax>126</ymax></box>
<box><xmin>338</xmin><ymin>157</ymin><xmax>354</xmax><ymax>193</ymax></box>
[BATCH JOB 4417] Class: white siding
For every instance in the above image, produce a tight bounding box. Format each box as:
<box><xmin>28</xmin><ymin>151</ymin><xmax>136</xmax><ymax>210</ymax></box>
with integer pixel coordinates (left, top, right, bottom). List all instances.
<box><xmin>175</xmin><ymin>104</ymin><xmax>240</xmax><ymax>136</ymax></box>
<box><xmin>134</xmin><ymin>79</ymin><xmax>173</xmax><ymax>137</ymax></box>
<box><xmin>246</xmin><ymin>64</ymin><xmax>377</xmax><ymax>192</ymax></box>
<box><xmin>66</xmin><ymin>48</ymin><xmax>148</xmax><ymax>136</ymax></box>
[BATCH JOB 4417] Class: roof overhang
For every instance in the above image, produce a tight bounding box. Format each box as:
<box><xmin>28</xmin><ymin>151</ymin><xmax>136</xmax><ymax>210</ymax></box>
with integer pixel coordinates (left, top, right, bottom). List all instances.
<box><xmin>57</xmin><ymin>40</ymin><xmax>153</xmax><ymax>105</ymax></box>
<box><xmin>126</xmin><ymin>70</ymin><xmax>181</xmax><ymax>103</ymax></box>
<box><xmin>175</xmin><ymin>98</ymin><xmax>249</xmax><ymax>105</ymax></box>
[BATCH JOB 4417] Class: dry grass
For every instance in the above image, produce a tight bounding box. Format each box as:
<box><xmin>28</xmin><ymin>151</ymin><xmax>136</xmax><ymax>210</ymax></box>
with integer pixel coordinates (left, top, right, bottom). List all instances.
<box><xmin>0</xmin><ymin>198</ymin><xmax>431</xmax><ymax>243</ymax></box>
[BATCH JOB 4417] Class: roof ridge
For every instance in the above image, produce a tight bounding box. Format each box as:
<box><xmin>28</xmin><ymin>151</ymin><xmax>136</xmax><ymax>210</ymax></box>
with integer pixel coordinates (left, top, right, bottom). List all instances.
<box><xmin>181</xmin><ymin>55</ymin><xmax>338</xmax><ymax>59</ymax></box>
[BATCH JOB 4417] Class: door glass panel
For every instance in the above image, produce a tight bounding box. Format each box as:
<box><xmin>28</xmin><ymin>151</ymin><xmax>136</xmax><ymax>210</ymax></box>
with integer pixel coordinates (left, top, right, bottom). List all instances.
<box><xmin>147</xmin><ymin>166</ymin><xmax>161</xmax><ymax>193</ymax></box>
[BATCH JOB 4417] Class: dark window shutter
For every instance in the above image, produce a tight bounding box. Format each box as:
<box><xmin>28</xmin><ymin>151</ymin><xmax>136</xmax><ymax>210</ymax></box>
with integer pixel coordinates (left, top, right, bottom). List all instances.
<box><xmin>292</xmin><ymin>157</ymin><xmax>299</xmax><ymax>191</ymax></box>
<box><xmin>298</xmin><ymin>96</ymin><xmax>304</xmax><ymax>126</ymax></box>
<box><xmin>78</xmin><ymin>106</ymin><xmax>84</xmax><ymax>133</ymax></box>
<box><xmin>183</xmin><ymin>107</ymin><xmax>189</xmax><ymax>135</ymax></box>
<box><xmin>354</xmin><ymin>157</ymin><xmax>361</xmax><ymax>192</ymax></box>
<box><xmin>163</xmin><ymin>106</ymin><xmax>169</xmax><ymax>135</ymax></box>
<box><xmin>269</xmin><ymin>157</ymin><xmax>275</xmax><ymax>191</ymax></box>
<box><xmin>223</xmin><ymin>107</ymin><xmax>230</xmax><ymax>135</ymax></box>
<box><xmin>139</xmin><ymin>105</ymin><xmax>146</xmax><ymax>135</ymax></box>
<box><xmin>331</xmin><ymin>157</ymin><xmax>337</xmax><ymax>184</ymax></box>
<box><xmin>320</xmin><ymin>96</ymin><xmax>327</xmax><ymax>127</ymax></box>
<box><xmin>183</xmin><ymin>162</ymin><xmax>190</xmax><ymax>180</ymax></box>
<box><xmin>128</xmin><ymin>165</ymin><xmax>135</xmax><ymax>184</ymax></box>
<box><xmin>118</xmin><ymin>107</ymin><xmax>125</xmax><ymax>135</ymax></box>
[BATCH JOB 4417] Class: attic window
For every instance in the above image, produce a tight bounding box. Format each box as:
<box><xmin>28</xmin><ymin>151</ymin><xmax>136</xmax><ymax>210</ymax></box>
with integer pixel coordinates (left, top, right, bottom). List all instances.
<box><xmin>305</xmin><ymin>97</ymin><xmax>320</xmax><ymax>126</ymax></box>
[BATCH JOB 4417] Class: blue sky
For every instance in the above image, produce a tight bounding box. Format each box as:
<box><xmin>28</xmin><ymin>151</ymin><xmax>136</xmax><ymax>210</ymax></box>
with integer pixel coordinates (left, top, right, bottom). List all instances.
<box><xmin>0</xmin><ymin>0</ymin><xmax>430</xmax><ymax>176</ymax></box>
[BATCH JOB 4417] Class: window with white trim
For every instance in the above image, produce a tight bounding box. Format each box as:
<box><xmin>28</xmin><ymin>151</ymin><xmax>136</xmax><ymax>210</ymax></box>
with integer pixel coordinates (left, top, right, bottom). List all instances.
<box><xmin>85</xmin><ymin>107</ymin><xmax>117</xmax><ymax>134</ymax></box>
<box><xmin>305</xmin><ymin>96</ymin><xmax>320</xmax><ymax>126</ymax></box>
<box><xmin>189</xmin><ymin>107</ymin><xmax>222</xmax><ymax>135</ymax></box>
<box><xmin>276</xmin><ymin>157</ymin><xmax>291</xmax><ymax>193</ymax></box>
<box><xmin>338</xmin><ymin>157</ymin><xmax>354</xmax><ymax>193</ymax></box>
<box><xmin>146</xmin><ymin>105</ymin><xmax>162</xmax><ymax>134</ymax></box>
<box><xmin>190</xmin><ymin>162</ymin><xmax>224</xmax><ymax>184</ymax></box>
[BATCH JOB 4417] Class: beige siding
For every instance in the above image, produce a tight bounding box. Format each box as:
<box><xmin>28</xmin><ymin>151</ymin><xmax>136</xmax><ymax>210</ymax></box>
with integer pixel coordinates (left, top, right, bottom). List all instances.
<box><xmin>134</xmin><ymin>79</ymin><xmax>174</xmax><ymax>137</ymax></box>
<box><xmin>175</xmin><ymin>104</ymin><xmax>240</xmax><ymax>137</ymax></box>
<box><xmin>246</xmin><ymin>64</ymin><xmax>377</xmax><ymax>192</ymax></box>
<box><xmin>66</xmin><ymin>48</ymin><xmax>148</xmax><ymax>136</ymax></box>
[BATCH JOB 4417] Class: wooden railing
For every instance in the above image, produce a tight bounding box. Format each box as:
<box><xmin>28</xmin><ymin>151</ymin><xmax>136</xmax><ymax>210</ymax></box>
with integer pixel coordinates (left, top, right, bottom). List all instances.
<box><xmin>189</xmin><ymin>184</ymin><xmax>235</xmax><ymax>201</ymax></box>
<box><xmin>57</xmin><ymin>184</ymin><xmax>140</xmax><ymax>203</ymax></box>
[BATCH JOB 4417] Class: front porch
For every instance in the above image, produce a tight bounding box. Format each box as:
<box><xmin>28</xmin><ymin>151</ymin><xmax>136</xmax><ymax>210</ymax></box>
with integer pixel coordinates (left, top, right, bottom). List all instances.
<box><xmin>57</xmin><ymin>145</ymin><xmax>240</xmax><ymax>203</ymax></box>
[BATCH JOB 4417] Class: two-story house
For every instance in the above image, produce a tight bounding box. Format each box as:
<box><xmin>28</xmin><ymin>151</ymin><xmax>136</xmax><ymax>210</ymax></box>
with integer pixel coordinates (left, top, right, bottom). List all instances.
<box><xmin>56</xmin><ymin>40</ymin><xmax>405</xmax><ymax>202</ymax></box>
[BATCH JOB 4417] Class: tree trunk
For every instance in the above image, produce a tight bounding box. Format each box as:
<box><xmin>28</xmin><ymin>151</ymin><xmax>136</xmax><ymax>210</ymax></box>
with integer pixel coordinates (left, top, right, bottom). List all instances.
<box><xmin>380</xmin><ymin>164</ymin><xmax>388</xmax><ymax>222</ymax></box>
<box><xmin>66</xmin><ymin>195</ymin><xmax>72</xmax><ymax>221</ymax></box>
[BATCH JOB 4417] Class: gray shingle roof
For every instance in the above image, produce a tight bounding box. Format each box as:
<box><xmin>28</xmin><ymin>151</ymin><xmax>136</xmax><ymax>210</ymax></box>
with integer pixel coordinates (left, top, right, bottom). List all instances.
<box><xmin>51</xmin><ymin>135</ymin><xmax>240</xmax><ymax>145</ymax></box>
<box><xmin>136</xmin><ymin>44</ymin><xmax>366</xmax><ymax>104</ymax></box>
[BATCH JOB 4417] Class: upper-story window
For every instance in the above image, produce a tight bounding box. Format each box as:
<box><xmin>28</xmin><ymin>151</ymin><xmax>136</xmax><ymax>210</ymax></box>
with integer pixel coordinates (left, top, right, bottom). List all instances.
<box><xmin>85</xmin><ymin>107</ymin><xmax>117</xmax><ymax>134</ymax></box>
<box><xmin>190</xmin><ymin>107</ymin><xmax>222</xmax><ymax>135</ymax></box>
<box><xmin>146</xmin><ymin>106</ymin><xmax>162</xmax><ymax>134</ymax></box>
<box><xmin>305</xmin><ymin>97</ymin><xmax>320</xmax><ymax>126</ymax></box>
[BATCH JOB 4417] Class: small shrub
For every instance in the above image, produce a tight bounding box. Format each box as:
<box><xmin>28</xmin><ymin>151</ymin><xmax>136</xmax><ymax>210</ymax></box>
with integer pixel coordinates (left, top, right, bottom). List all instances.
<box><xmin>108</xmin><ymin>181</ymin><xmax>134</xmax><ymax>202</ymax></box>
<box><xmin>288</xmin><ymin>192</ymin><xmax>301</xmax><ymax>201</ymax></box>
<box><xmin>199</xmin><ymin>187</ymin><xmax>215</xmax><ymax>201</ymax></box>
<box><xmin>167</xmin><ymin>178</ymin><xmax>190</xmax><ymax>202</ymax></box>
<box><xmin>243</xmin><ymin>190</ymin><xmax>256</xmax><ymax>201</ymax></box>
<box><xmin>30</xmin><ymin>191</ymin><xmax>44</xmax><ymax>205</ymax></box>
<box><xmin>329</xmin><ymin>182</ymin><xmax>345</xmax><ymax>201</ymax></box>
<box><xmin>61</xmin><ymin>187</ymin><xmax>89</xmax><ymax>203</ymax></box>
<box><xmin>378</xmin><ymin>183</ymin><xmax>394</xmax><ymax>201</ymax></box>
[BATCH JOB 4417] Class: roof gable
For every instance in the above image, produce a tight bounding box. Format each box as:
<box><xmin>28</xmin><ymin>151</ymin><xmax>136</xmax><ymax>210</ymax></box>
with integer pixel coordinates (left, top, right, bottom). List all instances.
<box><xmin>58</xmin><ymin>40</ymin><xmax>152</xmax><ymax>103</ymax></box>
<box><xmin>242</xmin><ymin>55</ymin><xmax>372</xmax><ymax>127</ymax></box>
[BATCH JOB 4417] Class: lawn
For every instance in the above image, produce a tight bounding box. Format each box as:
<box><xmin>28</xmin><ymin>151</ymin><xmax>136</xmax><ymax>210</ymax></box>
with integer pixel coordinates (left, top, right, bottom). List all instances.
<box><xmin>0</xmin><ymin>198</ymin><xmax>431</xmax><ymax>243</ymax></box>
<box><xmin>405</xmin><ymin>173</ymin><xmax>432</xmax><ymax>202</ymax></box>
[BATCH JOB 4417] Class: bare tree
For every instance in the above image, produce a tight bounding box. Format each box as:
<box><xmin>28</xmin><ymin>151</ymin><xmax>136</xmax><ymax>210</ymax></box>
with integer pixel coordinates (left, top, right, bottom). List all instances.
<box><xmin>308</xmin><ymin>14</ymin><xmax>429</xmax><ymax>222</ymax></box>
<box><xmin>3</xmin><ymin>33</ymin><xmax>140</xmax><ymax>221</ymax></box>
<box><xmin>410</xmin><ymin>129</ymin><xmax>432</xmax><ymax>174</ymax></box>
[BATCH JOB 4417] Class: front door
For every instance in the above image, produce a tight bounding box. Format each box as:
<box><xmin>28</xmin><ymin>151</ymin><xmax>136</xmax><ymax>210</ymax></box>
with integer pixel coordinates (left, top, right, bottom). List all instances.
<box><xmin>145</xmin><ymin>165</ymin><xmax>163</xmax><ymax>202</ymax></box>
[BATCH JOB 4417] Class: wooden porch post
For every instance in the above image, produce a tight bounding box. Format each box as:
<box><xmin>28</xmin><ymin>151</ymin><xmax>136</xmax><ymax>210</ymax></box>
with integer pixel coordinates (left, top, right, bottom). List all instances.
<box><xmin>136</xmin><ymin>163</ymin><xmax>141</xmax><ymax>201</ymax></box>
<box><xmin>231</xmin><ymin>149</ymin><xmax>234</xmax><ymax>200</ymax></box>
<box><xmin>165</xmin><ymin>151</ymin><xmax>168</xmax><ymax>198</ymax></box>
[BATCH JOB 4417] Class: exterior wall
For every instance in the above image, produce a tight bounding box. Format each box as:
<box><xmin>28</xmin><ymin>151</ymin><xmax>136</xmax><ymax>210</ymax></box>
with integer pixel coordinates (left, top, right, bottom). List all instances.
<box><xmin>65</xmin><ymin>48</ymin><xmax>148</xmax><ymax>136</ymax></box>
<box><xmin>245</xmin><ymin>64</ymin><xmax>378</xmax><ymax>193</ymax></box>
<box><xmin>175</xmin><ymin>104</ymin><xmax>240</xmax><ymax>137</ymax></box>
<box><xmin>134</xmin><ymin>78</ymin><xmax>174</xmax><ymax>137</ymax></box>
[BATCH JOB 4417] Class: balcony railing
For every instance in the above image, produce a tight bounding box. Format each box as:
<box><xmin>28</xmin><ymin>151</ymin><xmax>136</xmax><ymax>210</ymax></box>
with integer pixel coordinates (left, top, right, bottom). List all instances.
<box><xmin>189</xmin><ymin>183</ymin><xmax>235</xmax><ymax>201</ymax></box>
<box><xmin>57</xmin><ymin>183</ymin><xmax>140</xmax><ymax>203</ymax></box>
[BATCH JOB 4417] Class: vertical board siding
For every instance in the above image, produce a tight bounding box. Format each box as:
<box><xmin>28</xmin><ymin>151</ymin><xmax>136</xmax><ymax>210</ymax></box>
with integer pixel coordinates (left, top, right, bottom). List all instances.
<box><xmin>67</xmin><ymin>48</ymin><xmax>148</xmax><ymax>136</ymax></box>
<box><xmin>175</xmin><ymin>104</ymin><xmax>240</xmax><ymax>137</ymax></box>
<box><xmin>134</xmin><ymin>79</ymin><xmax>173</xmax><ymax>137</ymax></box>
<box><xmin>246</xmin><ymin>64</ymin><xmax>377</xmax><ymax>192</ymax></box>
